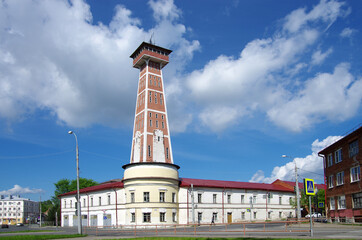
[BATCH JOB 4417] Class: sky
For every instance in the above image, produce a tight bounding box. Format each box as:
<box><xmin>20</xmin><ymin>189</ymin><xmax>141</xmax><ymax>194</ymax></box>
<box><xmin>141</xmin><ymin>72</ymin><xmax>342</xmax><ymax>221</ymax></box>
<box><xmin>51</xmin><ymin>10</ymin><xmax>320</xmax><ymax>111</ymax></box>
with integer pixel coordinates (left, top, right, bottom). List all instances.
<box><xmin>0</xmin><ymin>0</ymin><xmax>361</xmax><ymax>201</ymax></box>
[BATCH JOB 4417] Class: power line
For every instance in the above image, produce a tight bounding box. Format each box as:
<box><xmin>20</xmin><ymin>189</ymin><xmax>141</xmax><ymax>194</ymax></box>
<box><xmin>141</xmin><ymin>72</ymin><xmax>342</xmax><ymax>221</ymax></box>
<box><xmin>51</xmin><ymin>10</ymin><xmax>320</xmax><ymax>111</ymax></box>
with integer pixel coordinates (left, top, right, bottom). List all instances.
<box><xmin>0</xmin><ymin>149</ymin><xmax>73</xmax><ymax>159</ymax></box>
<box><xmin>81</xmin><ymin>149</ymin><xmax>121</xmax><ymax>161</ymax></box>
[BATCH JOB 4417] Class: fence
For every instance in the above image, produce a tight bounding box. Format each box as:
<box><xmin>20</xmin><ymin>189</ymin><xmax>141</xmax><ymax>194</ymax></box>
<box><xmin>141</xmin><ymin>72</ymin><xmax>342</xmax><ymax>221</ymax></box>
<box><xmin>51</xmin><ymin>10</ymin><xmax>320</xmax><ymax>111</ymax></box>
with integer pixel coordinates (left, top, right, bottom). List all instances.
<box><xmin>83</xmin><ymin>220</ymin><xmax>311</xmax><ymax>237</ymax></box>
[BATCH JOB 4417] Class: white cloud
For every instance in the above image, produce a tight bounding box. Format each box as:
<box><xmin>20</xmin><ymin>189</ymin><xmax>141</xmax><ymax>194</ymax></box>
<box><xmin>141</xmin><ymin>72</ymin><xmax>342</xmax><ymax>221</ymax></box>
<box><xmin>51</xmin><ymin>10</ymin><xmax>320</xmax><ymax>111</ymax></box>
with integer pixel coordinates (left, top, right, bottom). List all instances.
<box><xmin>185</xmin><ymin>0</ymin><xmax>361</xmax><ymax>133</ymax></box>
<box><xmin>340</xmin><ymin>27</ymin><xmax>356</xmax><ymax>38</ymax></box>
<box><xmin>311</xmin><ymin>48</ymin><xmax>333</xmax><ymax>65</ymax></box>
<box><xmin>0</xmin><ymin>0</ymin><xmax>199</xmax><ymax>129</ymax></box>
<box><xmin>0</xmin><ymin>185</ymin><xmax>43</xmax><ymax>195</ymax></box>
<box><xmin>249</xmin><ymin>135</ymin><xmax>342</xmax><ymax>183</ymax></box>
<box><xmin>283</xmin><ymin>0</ymin><xmax>347</xmax><ymax>33</ymax></box>
<box><xmin>268</xmin><ymin>63</ymin><xmax>362</xmax><ymax>132</ymax></box>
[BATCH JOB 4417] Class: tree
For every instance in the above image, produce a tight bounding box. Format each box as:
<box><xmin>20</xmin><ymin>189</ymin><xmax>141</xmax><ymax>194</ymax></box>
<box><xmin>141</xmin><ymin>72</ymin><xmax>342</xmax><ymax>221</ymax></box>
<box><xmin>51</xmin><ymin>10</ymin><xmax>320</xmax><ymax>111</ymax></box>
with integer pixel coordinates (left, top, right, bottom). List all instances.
<box><xmin>289</xmin><ymin>189</ymin><xmax>325</xmax><ymax>216</ymax></box>
<box><xmin>44</xmin><ymin>178</ymin><xmax>98</xmax><ymax>224</ymax></box>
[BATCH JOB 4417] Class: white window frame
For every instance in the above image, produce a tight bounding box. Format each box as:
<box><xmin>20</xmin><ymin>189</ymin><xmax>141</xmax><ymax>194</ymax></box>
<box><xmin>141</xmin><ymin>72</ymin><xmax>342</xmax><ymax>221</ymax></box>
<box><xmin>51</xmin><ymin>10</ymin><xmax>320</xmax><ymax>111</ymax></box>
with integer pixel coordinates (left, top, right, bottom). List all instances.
<box><xmin>338</xmin><ymin>195</ymin><xmax>346</xmax><ymax>209</ymax></box>
<box><xmin>329</xmin><ymin>197</ymin><xmax>335</xmax><ymax>210</ymax></box>
<box><xmin>335</xmin><ymin>148</ymin><xmax>342</xmax><ymax>163</ymax></box>
<box><xmin>328</xmin><ymin>175</ymin><xmax>334</xmax><ymax>188</ymax></box>
<box><xmin>327</xmin><ymin>154</ymin><xmax>333</xmax><ymax>167</ymax></box>
<box><xmin>350</xmin><ymin>166</ymin><xmax>360</xmax><ymax>183</ymax></box>
<box><xmin>336</xmin><ymin>171</ymin><xmax>344</xmax><ymax>186</ymax></box>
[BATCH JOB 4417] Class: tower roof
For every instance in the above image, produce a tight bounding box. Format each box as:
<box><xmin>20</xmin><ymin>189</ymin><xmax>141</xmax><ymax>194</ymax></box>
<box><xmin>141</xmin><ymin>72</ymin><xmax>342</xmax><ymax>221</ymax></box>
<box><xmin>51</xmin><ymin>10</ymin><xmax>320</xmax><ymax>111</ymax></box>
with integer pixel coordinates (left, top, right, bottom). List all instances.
<box><xmin>130</xmin><ymin>42</ymin><xmax>172</xmax><ymax>69</ymax></box>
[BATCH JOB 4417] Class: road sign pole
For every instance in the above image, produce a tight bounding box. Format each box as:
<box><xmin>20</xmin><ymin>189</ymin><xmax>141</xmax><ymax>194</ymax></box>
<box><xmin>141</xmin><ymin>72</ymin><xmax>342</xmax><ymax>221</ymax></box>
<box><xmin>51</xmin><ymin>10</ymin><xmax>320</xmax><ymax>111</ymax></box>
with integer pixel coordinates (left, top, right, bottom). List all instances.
<box><xmin>309</xmin><ymin>195</ymin><xmax>313</xmax><ymax>237</ymax></box>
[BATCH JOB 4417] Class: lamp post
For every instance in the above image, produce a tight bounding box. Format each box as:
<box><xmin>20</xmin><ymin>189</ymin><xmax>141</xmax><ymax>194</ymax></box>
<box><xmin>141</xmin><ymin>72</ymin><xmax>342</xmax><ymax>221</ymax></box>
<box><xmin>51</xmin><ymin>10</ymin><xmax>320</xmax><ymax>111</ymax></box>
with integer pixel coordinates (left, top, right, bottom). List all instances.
<box><xmin>68</xmin><ymin>131</ymin><xmax>82</xmax><ymax>235</ymax></box>
<box><xmin>282</xmin><ymin>155</ymin><xmax>301</xmax><ymax>221</ymax></box>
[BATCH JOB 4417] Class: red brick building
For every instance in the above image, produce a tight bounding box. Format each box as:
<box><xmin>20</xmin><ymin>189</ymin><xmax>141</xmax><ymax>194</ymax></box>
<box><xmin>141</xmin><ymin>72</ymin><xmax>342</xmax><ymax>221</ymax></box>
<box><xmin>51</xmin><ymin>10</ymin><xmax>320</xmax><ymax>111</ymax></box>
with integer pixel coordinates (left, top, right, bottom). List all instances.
<box><xmin>319</xmin><ymin>126</ymin><xmax>361</xmax><ymax>222</ymax></box>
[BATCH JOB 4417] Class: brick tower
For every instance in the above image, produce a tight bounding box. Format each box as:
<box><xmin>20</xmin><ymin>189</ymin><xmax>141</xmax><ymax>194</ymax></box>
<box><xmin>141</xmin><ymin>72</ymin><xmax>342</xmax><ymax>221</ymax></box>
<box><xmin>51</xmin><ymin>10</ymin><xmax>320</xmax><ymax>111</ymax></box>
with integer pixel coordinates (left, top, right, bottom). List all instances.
<box><xmin>129</xmin><ymin>42</ymin><xmax>174</xmax><ymax>164</ymax></box>
<box><xmin>122</xmin><ymin>42</ymin><xmax>180</xmax><ymax>225</ymax></box>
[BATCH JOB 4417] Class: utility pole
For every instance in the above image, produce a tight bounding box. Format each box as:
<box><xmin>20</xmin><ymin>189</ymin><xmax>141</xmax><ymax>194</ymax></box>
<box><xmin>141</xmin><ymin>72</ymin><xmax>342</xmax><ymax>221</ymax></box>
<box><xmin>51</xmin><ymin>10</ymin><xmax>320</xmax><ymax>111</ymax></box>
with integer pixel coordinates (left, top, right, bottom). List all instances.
<box><xmin>39</xmin><ymin>195</ymin><xmax>42</xmax><ymax>227</ymax></box>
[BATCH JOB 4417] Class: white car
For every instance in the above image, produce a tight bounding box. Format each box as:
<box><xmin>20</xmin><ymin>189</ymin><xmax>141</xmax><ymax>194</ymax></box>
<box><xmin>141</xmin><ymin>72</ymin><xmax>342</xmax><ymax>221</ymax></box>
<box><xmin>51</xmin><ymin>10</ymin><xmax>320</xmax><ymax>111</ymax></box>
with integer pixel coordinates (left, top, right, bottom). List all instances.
<box><xmin>305</xmin><ymin>212</ymin><xmax>321</xmax><ymax>218</ymax></box>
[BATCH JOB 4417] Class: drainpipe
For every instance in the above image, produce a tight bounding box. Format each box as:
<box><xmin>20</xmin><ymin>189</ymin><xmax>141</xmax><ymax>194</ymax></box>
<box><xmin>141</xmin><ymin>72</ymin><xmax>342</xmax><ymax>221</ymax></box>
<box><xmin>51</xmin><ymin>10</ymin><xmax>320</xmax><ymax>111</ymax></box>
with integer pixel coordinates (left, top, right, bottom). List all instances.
<box><xmin>113</xmin><ymin>189</ymin><xmax>118</xmax><ymax>227</ymax></box>
<box><xmin>86</xmin><ymin>194</ymin><xmax>89</xmax><ymax>227</ymax></box>
<box><xmin>187</xmin><ymin>186</ymin><xmax>189</xmax><ymax>225</ymax></box>
<box><xmin>222</xmin><ymin>188</ymin><xmax>225</xmax><ymax>224</ymax></box>
<box><xmin>319</xmin><ymin>153</ymin><xmax>327</xmax><ymax>219</ymax></box>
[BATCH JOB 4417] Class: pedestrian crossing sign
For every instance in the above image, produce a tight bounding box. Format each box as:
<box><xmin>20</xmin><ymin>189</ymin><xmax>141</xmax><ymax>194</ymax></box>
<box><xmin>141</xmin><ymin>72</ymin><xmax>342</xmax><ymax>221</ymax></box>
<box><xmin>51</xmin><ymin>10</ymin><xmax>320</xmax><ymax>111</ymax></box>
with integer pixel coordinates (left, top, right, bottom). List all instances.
<box><xmin>304</xmin><ymin>178</ymin><xmax>315</xmax><ymax>196</ymax></box>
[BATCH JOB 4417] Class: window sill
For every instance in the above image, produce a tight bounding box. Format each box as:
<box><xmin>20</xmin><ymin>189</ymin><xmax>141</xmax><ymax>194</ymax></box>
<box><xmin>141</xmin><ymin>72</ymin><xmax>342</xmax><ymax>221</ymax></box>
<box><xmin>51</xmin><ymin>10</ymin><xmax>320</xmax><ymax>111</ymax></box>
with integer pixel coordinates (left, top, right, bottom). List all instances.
<box><xmin>351</xmin><ymin>180</ymin><xmax>360</xmax><ymax>183</ymax></box>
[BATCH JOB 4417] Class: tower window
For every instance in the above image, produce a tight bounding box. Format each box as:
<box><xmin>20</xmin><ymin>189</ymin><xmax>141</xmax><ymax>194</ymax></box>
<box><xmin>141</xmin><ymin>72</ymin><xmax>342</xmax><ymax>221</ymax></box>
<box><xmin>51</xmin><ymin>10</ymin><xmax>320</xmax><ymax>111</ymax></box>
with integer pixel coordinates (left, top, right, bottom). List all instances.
<box><xmin>162</xmin><ymin>122</ymin><xmax>164</xmax><ymax>129</ymax></box>
<box><xmin>156</xmin><ymin>114</ymin><xmax>158</xmax><ymax>118</ymax></box>
<box><xmin>159</xmin><ymin>192</ymin><xmax>165</xmax><ymax>202</ymax></box>
<box><xmin>149</xmin><ymin>112</ymin><xmax>152</xmax><ymax>117</ymax></box>
<box><xmin>155</xmin><ymin>97</ymin><xmax>157</xmax><ymax>103</ymax></box>
<box><xmin>150</xmin><ymin>119</ymin><xmax>152</xmax><ymax>127</ymax></box>
<box><xmin>144</xmin><ymin>192</ymin><xmax>150</xmax><ymax>202</ymax></box>
<box><xmin>156</xmin><ymin>121</ymin><xmax>158</xmax><ymax>128</ymax></box>
<box><xmin>160</xmin><ymin>95</ymin><xmax>163</xmax><ymax>105</ymax></box>
<box><xmin>161</xmin><ymin>115</ymin><xmax>164</xmax><ymax>119</ymax></box>
<box><xmin>130</xmin><ymin>192</ymin><xmax>135</xmax><ymax>203</ymax></box>
<box><xmin>158</xmin><ymin>81</ymin><xmax>161</xmax><ymax>87</ymax></box>
<box><xmin>166</xmin><ymin>147</ymin><xmax>169</xmax><ymax>159</ymax></box>
<box><xmin>148</xmin><ymin>145</ymin><xmax>151</xmax><ymax>157</ymax></box>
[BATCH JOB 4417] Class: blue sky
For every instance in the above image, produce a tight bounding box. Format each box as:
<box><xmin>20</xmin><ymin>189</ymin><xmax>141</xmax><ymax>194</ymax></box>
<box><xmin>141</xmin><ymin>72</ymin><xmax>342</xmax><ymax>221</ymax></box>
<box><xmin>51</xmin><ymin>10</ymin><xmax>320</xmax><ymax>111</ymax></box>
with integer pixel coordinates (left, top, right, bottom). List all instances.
<box><xmin>0</xmin><ymin>0</ymin><xmax>361</xmax><ymax>201</ymax></box>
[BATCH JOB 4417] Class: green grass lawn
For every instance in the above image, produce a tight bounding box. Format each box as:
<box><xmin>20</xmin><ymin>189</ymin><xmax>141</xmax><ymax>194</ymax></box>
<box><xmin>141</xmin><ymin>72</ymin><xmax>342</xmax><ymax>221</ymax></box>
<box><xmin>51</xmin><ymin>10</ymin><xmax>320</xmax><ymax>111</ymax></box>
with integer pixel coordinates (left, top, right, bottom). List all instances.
<box><xmin>103</xmin><ymin>238</ymin><xmax>356</xmax><ymax>240</ymax></box>
<box><xmin>0</xmin><ymin>234</ymin><xmax>84</xmax><ymax>239</ymax></box>
<box><xmin>0</xmin><ymin>230</ymin><xmax>56</xmax><ymax>234</ymax></box>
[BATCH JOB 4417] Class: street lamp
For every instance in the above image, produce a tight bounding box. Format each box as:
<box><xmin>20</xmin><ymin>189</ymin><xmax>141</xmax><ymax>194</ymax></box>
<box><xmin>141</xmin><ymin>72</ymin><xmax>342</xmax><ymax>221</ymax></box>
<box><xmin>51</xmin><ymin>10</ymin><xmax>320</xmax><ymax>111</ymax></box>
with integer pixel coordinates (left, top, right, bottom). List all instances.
<box><xmin>282</xmin><ymin>155</ymin><xmax>301</xmax><ymax>221</ymax></box>
<box><xmin>68</xmin><ymin>131</ymin><xmax>82</xmax><ymax>235</ymax></box>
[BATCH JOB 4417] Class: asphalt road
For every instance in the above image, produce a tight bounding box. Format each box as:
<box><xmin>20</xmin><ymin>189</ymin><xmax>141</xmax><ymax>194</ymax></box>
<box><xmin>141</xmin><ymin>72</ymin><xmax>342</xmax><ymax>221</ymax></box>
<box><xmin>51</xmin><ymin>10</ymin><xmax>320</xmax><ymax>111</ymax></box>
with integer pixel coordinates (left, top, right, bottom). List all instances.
<box><xmin>1</xmin><ymin>222</ymin><xmax>362</xmax><ymax>239</ymax></box>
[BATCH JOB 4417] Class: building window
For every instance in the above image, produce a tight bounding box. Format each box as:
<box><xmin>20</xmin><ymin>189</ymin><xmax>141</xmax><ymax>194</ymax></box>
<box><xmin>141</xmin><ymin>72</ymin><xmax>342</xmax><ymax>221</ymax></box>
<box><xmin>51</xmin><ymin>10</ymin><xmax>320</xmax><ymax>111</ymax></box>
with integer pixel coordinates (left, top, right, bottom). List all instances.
<box><xmin>336</xmin><ymin>171</ymin><xmax>344</xmax><ymax>186</ymax></box>
<box><xmin>83</xmin><ymin>198</ymin><xmax>86</xmax><ymax>207</ymax></box>
<box><xmin>349</xmin><ymin>140</ymin><xmax>359</xmax><ymax>157</ymax></box>
<box><xmin>166</xmin><ymin>147</ymin><xmax>169</xmax><ymax>159</ymax></box>
<box><xmin>172</xmin><ymin>212</ymin><xmax>177</xmax><ymax>222</ymax></box>
<box><xmin>338</xmin><ymin>195</ymin><xmax>346</xmax><ymax>209</ymax></box>
<box><xmin>162</xmin><ymin>122</ymin><xmax>164</xmax><ymax>128</ymax></box>
<box><xmin>160</xmin><ymin>213</ymin><xmax>166</xmax><ymax>222</ymax></box>
<box><xmin>107</xmin><ymin>195</ymin><xmax>111</xmax><ymax>205</ymax></box>
<box><xmin>327</xmin><ymin>154</ymin><xmax>333</xmax><ymax>167</ymax></box>
<box><xmin>213</xmin><ymin>194</ymin><xmax>217</xmax><ymax>204</ymax></box>
<box><xmin>328</xmin><ymin>175</ymin><xmax>334</xmax><ymax>188</ymax></box>
<box><xmin>172</xmin><ymin>193</ymin><xmax>176</xmax><ymax>203</ymax></box>
<box><xmin>279</xmin><ymin>212</ymin><xmax>282</xmax><ymax>218</ymax></box>
<box><xmin>160</xmin><ymin>94</ymin><xmax>163</xmax><ymax>105</ymax></box>
<box><xmin>150</xmin><ymin>119</ymin><xmax>152</xmax><ymax>127</ymax></box>
<box><xmin>198</xmin><ymin>193</ymin><xmax>202</xmax><ymax>203</ymax></box>
<box><xmin>155</xmin><ymin>114</ymin><xmax>158</xmax><ymax>118</ymax></box>
<box><xmin>156</xmin><ymin>120</ymin><xmax>158</xmax><ymax>128</ymax></box>
<box><xmin>131</xmin><ymin>213</ymin><xmax>135</xmax><ymax>222</ymax></box>
<box><xmin>279</xmin><ymin>196</ymin><xmax>282</xmax><ymax>205</ymax></box>
<box><xmin>335</xmin><ymin>148</ymin><xmax>342</xmax><ymax>163</ymax></box>
<box><xmin>148</xmin><ymin>145</ymin><xmax>151</xmax><ymax>157</ymax></box>
<box><xmin>99</xmin><ymin>197</ymin><xmax>102</xmax><ymax>206</ymax></box>
<box><xmin>253</xmin><ymin>212</ymin><xmax>257</xmax><ymax>219</ymax></box>
<box><xmin>241</xmin><ymin>195</ymin><xmax>244</xmax><ymax>203</ymax></box>
<box><xmin>70</xmin><ymin>200</ymin><xmax>72</xmax><ymax>208</ymax></box>
<box><xmin>253</xmin><ymin>196</ymin><xmax>257</xmax><ymax>204</ymax></box>
<box><xmin>227</xmin><ymin>194</ymin><xmax>231</xmax><ymax>204</ymax></box>
<box><xmin>197</xmin><ymin>212</ymin><xmax>202</xmax><ymax>222</ymax></box>
<box><xmin>91</xmin><ymin>198</ymin><xmax>93</xmax><ymax>207</ymax></box>
<box><xmin>241</xmin><ymin>212</ymin><xmax>245</xmax><ymax>220</ymax></box>
<box><xmin>159</xmin><ymin>192</ymin><xmax>165</xmax><ymax>202</ymax></box>
<box><xmin>143</xmin><ymin>213</ymin><xmax>151</xmax><ymax>222</ymax></box>
<box><xmin>352</xmin><ymin>193</ymin><xmax>362</xmax><ymax>208</ymax></box>
<box><xmin>131</xmin><ymin>192</ymin><xmax>135</xmax><ymax>203</ymax></box>
<box><xmin>64</xmin><ymin>200</ymin><xmax>66</xmax><ymax>208</ymax></box>
<box><xmin>213</xmin><ymin>212</ymin><xmax>218</xmax><ymax>221</ymax></box>
<box><xmin>144</xmin><ymin>192</ymin><xmax>150</xmax><ymax>202</ymax></box>
<box><xmin>161</xmin><ymin>115</ymin><xmax>164</xmax><ymax>120</ymax></box>
<box><xmin>350</xmin><ymin>166</ymin><xmax>360</xmax><ymax>182</ymax></box>
<box><xmin>268</xmin><ymin>212</ymin><xmax>271</xmax><ymax>219</ymax></box>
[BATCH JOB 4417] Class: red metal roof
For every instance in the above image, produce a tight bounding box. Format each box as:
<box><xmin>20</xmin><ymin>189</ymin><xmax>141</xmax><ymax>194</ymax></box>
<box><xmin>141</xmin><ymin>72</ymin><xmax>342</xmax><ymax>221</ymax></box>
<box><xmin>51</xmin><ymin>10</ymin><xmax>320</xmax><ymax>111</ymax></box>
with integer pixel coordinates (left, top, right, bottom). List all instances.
<box><xmin>59</xmin><ymin>181</ymin><xmax>124</xmax><ymax>197</ymax></box>
<box><xmin>180</xmin><ymin>178</ymin><xmax>294</xmax><ymax>192</ymax></box>
<box><xmin>272</xmin><ymin>179</ymin><xmax>326</xmax><ymax>190</ymax></box>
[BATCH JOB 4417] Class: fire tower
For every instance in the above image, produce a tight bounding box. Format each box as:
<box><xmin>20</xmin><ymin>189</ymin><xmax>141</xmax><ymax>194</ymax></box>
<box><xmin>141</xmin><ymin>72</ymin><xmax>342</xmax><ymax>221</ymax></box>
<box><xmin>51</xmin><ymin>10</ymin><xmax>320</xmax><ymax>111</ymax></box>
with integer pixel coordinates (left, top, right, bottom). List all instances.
<box><xmin>122</xmin><ymin>42</ymin><xmax>180</xmax><ymax>224</ymax></box>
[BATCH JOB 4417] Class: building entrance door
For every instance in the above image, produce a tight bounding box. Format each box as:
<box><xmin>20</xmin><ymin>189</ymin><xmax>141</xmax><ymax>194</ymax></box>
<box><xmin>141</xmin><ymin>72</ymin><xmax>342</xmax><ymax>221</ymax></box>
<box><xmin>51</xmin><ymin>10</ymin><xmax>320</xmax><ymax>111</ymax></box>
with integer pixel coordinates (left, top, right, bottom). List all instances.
<box><xmin>227</xmin><ymin>212</ymin><xmax>232</xmax><ymax>223</ymax></box>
